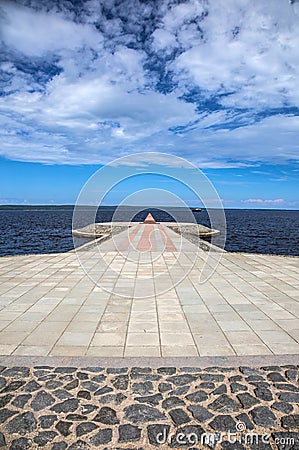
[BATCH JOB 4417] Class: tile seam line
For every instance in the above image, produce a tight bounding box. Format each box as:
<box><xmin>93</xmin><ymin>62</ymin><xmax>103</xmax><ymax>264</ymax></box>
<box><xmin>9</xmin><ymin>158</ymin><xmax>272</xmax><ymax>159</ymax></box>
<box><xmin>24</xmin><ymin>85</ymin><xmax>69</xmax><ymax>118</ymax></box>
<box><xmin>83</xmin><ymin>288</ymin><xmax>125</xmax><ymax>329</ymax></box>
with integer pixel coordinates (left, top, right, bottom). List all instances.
<box><xmin>212</xmin><ymin>257</ymin><xmax>298</xmax><ymax>348</ymax></box>
<box><xmin>123</xmin><ymin>250</ymin><xmax>139</xmax><ymax>357</ymax></box>
<box><xmin>220</xmin><ymin>254</ymin><xmax>299</xmax><ymax>320</ymax></box>
<box><xmin>186</xmin><ymin>274</ymin><xmax>237</xmax><ymax>357</ymax></box>
<box><xmin>0</xmin><ymin>260</ymin><xmax>83</xmax><ymax>345</ymax></box>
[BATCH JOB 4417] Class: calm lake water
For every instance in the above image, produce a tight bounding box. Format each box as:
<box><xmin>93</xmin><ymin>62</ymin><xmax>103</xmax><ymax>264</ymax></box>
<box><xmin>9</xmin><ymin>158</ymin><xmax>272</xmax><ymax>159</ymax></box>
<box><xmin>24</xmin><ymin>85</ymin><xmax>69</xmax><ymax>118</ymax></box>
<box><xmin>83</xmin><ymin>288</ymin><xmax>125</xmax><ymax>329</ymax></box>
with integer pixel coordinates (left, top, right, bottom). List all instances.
<box><xmin>0</xmin><ymin>208</ymin><xmax>298</xmax><ymax>256</ymax></box>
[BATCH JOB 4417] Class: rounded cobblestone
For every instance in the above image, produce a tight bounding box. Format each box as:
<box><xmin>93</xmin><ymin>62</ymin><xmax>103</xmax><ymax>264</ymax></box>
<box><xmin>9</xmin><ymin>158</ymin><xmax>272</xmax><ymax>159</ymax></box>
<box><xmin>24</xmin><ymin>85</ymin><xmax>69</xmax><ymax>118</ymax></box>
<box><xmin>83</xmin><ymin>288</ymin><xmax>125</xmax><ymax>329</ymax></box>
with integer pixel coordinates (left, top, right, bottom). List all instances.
<box><xmin>0</xmin><ymin>364</ymin><xmax>297</xmax><ymax>449</ymax></box>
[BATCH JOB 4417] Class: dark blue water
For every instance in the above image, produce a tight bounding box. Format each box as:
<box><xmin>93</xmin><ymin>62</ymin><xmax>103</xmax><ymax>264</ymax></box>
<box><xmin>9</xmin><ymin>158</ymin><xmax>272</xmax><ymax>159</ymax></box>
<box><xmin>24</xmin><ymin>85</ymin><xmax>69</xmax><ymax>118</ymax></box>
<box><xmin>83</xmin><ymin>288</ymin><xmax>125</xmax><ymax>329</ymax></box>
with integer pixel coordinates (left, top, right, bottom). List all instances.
<box><xmin>0</xmin><ymin>208</ymin><xmax>298</xmax><ymax>256</ymax></box>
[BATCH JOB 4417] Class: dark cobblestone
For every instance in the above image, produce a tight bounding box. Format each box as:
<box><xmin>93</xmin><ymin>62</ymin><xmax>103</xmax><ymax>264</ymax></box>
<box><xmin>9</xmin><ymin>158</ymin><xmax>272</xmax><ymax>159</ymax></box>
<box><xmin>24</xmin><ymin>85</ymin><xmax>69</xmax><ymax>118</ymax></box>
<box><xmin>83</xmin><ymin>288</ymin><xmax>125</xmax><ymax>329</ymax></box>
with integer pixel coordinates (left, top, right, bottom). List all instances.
<box><xmin>237</xmin><ymin>392</ymin><xmax>259</xmax><ymax>409</ymax></box>
<box><xmin>285</xmin><ymin>369</ymin><xmax>297</xmax><ymax>381</ymax></box>
<box><xmin>157</xmin><ymin>367</ymin><xmax>176</xmax><ymax>375</ymax></box>
<box><xmin>185</xmin><ymin>390</ymin><xmax>208</xmax><ymax>403</ymax></box>
<box><xmin>10</xmin><ymin>437</ymin><xmax>32</xmax><ymax>449</ymax></box>
<box><xmin>2</xmin><ymin>367</ymin><xmax>30</xmax><ymax>378</ymax></box>
<box><xmin>112</xmin><ymin>375</ymin><xmax>129</xmax><ymax>390</ymax></box>
<box><xmin>94</xmin><ymin>406</ymin><xmax>119</xmax><ymax>424</ymax></box>
<box><xmin>197</xmin><ymin>381</ymin><xmax>215</xmax><ymax>389</ymax></box>
<box><xmin>52</xmin><ymin>443</ymin><xmax>67</xmax><ymax>450</ymax></box>
<box><xmin>272</xmin><ymin>432</ymin><xmax>299</xmax><ymax>450</ymax></box>
<box><xmin>135</xmin><ymin>393</ymin><xmax>162</xmax><ymax>405</ymax></box>
<box><xmin>51</xmin><ymin>398</ymin><xmax>79</xmax><ymax>413</ymax></box>
<box><xmin>30</xmin><ymin>390</ymin><xmax>55</xmax><ymax>411</ymax></box>
<box><xmin>212</xmin><ymin>384</ymin><xmax>227</xmax><ymax>394</ymax></box>
<box><xmin>281</xmin><ymin>414</ymin><xmax>299</xmax><ymax>429</ymax></box>
<box><xmin>81</xmin><ymin>381</ymin><xmax>99</xmax><ymax>391</ymax></box>
<box><xmin>278</xmin><ymin>391</ymin><xmax>299</xmax><ymax>402</ymax></box>
<box><xmin>33</xmin><ymin>430</ymin><xmax>57</xmax><ymax>447</ymax></box>
<box><xmin>158</xmin><ymin>382</ymin><xmax>172</xmax><ymax>392</ymax></box>
<box><xmin>187</xmin><ymin>405</ymin><xmax>213</xmax><ymax>422</ymax></box>
<box><xmin>39</xmin><ymin>414</ymin><xmax>58</xmax><ymax>428</ymax></box>
<box><xmin>89</xmin><ymin>429</ymin><xmax>112</xmax><ymax>445</ymax></box>
<box><xmin>147</xmin><ymin>424</ymin><xmax>170</xmax><ymax>446</ymax></box>
<box><xmin>6</xmin><ymin>412</ymin><xmax>37</xmax><ymax>435</ymax></box>
<box><xmin>209</xmin><ymin>415</ymin><xmax>236</xmax><ymax>431</ymax></box>
<box><xmin>209</xmin><ymin>394</ymin><xmax>239</xmax><ymax>413</ymax></box>
<box><xmin>236</xmin><ymin>412</ymin><xmax>254</xmax><ymax>430</ymax></box>
<box><xmin>77</xmin><ymin>390</ymin><xmax>91</xmax><ymax>400</ymax></box>
<box><xmin>0</xmin><ymin>377</ymin><xmax>6</xmax><ymax>389</ymax></box>
<box><xmin>22</xmin><ymin>380</ymin><xmax>41</xmax><ymax>392</ymax></box>
<box><xmin>118</xmin><ymin>424</ymin><xmax>141</xmax><ymax>442</ymax></box>
<box><xmin>55</xmin><ymin>420</ymin><xmax>72</xmax><ymax>437</ymax></box>
<box><xmin>169</xmin><ymin>408</ymin><xmax>191</xmax><ymax>426</ymax></box>
<box><xmin>250</xmin><ymin>406</ymin><xmax>277</xmax><ymax>428</ymax></box>
<box><xmin>52</xmin><ymin>389</ymin><xmax>73</xmax><ymax>400</ymax></box>
<box><xmin>91</xmin><ymin>374</ymin><xmax>105</xmax><ymax>383</ymax></box>
<box><xmin>76</xmin><ymin>421</ymin><xmax>98</xmax><ymax>437</ymax></box>
<box><xmin>271</xmin><ymin>401</ymin><xmax>293</xmax><ymax>413</ymax></box>
<box><xmin>230</xmin><ymin>382</ymin><xmax>247</xmax><ymax>393</ymax></box>
<box><xmin>0</xmin><ymin>408</ymin><xmax>17</xmax><ymax>424</ymax></box>
<box><xmin>0</xmin><ymin>432</ymin><xmax>6</xmax><ymax>448</ymax></box>
<box><xmin>166</xmin><ymin>374</ymin><xmax>197</xmax><ymax>386</ymax></box>
<box><xmin>132</xmin><ymin>381</ymin><xmax>153</xmax><ymax>395</ymax></box>
<box><xmin>200</xmin><ymin>373</ymin><xmax>225</xmax><ymax>382</ymax></box>
<box><xmin>254</xmin><ymin>386</ymin><xmax>273</xmax><ymax>401</ymax></box>
<box><xmin>0</xmin><ymin>393</ymin><xmax>13</xmax><ymax>407</ymax></box>
<box><xmin>124</xmin><ymin>404</ymin><xmax>166</xmax><ymax>423</ymax></box>
<box><xmin>267</xmin><ymin>372</ymin><xmax>286</xmax><ymax>382</ymax></box>
<box><xmin>132</xmin><ymin>367</ymin><xmax>152</xmax><ymax>374</ymax></box>
<box><xmin>162</xmin><ymin>395</ymin><xmax>185</xmax><ymax>409</ymax></box>
<box><xmin>107</xmin><ymin>368</ymin><xmax>128</xmax><ymax>374</ymax></box>
<box><xmin>68</xmin><ymin>440</ymin><xmax>89</xmax><ymax>449</ymax></box>
<box><xmin>94</xmin><ymin>385</ymin><xmax>113</xmax><ymax>396</ymax></box>
<box><xmin>170</xmin><ymin>385</ymin><xmax>190</xmax><ymax>396</ymax></box>
<box><xmin>221</xmin><ymin>442</ymin><xmax>245</xmax><ymax>450</ymax></box>
<box><xmin>1</xmin><ymin>380</ymin><xmax>25</xmax><ymax>393</ymax></box>
<box><xmin>65</xmin><ymin>379</ymin><xmax>79</xmax><ymax>390</ymax></box>
<box><xmin>66</xmin><ymin>414</ymin><xmax>88</xmax><ymax>421</ymax></box>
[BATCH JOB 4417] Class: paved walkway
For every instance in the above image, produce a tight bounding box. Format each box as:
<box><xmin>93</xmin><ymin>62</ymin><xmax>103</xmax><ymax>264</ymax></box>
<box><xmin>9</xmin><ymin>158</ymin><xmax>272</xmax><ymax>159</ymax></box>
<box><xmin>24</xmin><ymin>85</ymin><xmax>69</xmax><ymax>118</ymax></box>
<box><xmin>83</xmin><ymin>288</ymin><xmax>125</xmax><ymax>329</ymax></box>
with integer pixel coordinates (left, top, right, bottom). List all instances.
<box><xmin>0</xmin><ymin>224</ymin><xmax>298</xmax><ymax>358</ymax></box>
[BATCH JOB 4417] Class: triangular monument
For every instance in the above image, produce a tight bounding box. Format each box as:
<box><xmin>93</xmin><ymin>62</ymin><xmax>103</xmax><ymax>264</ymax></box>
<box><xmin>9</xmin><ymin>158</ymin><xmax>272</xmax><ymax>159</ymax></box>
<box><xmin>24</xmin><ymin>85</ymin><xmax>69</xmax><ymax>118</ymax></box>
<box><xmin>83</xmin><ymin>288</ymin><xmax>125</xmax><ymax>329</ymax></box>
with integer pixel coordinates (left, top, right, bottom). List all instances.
<box><xmin>143</xmin><ymin>213</ymin><xmax>156</xmax><ymax>224</ymax></box>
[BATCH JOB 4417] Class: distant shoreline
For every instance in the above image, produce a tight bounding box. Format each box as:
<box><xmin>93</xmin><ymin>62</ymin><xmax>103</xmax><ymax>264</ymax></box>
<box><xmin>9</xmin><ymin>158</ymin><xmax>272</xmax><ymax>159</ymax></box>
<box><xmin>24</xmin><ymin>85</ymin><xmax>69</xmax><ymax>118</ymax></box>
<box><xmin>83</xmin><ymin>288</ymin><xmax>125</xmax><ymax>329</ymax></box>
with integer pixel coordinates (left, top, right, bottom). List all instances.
<box><xmin>0</xmin><ymin>205</ymin><xmax>298</xmax><ymax>211</ymax></box>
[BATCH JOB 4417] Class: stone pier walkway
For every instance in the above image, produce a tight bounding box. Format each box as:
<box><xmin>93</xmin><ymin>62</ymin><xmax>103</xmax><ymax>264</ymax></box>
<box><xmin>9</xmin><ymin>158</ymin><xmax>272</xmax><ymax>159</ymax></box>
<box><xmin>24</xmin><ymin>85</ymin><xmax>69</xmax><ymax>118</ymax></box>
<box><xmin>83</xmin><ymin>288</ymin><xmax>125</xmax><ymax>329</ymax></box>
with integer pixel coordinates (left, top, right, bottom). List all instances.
<box><xmin>0</xmin><ymin>223</ymin><xmax>298</xmax><ymax>358</ymax></box>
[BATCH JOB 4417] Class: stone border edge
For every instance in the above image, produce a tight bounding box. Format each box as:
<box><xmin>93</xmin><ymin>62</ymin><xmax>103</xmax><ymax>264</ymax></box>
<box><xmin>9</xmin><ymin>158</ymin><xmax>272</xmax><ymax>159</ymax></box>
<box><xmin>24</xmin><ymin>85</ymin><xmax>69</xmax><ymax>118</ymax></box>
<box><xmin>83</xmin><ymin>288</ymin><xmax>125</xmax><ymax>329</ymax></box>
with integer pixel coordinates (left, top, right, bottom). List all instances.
<box><xmin>0</xmin><ymin>354</ymin><xmax>298</xmax><ymax>368</ymax></box>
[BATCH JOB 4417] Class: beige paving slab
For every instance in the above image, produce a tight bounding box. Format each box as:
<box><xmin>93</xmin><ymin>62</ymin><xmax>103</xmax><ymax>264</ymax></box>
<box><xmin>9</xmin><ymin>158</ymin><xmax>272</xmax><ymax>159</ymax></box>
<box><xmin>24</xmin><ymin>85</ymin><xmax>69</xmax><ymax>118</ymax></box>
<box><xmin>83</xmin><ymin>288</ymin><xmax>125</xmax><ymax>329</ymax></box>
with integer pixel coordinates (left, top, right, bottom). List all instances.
<box><xmin>0</xmin><ymin>226</ymin><xmax>298</xmax><ymax>357</ymax></box>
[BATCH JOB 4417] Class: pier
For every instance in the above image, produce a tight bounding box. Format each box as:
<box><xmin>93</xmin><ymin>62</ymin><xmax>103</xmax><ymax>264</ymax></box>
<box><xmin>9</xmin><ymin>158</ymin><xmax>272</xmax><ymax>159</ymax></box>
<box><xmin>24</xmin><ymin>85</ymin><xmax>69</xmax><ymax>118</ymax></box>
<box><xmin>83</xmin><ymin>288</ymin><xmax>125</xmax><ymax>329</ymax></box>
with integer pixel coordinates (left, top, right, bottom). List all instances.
<box><xmin>0</xmin><ymin>220</ymin><xmax>298</xmax><ymax>359</ymax></box>
<box><xmin>0</xmin><ymin>220</ymin><xmax>298</xmax><ymax>449</ymax></box>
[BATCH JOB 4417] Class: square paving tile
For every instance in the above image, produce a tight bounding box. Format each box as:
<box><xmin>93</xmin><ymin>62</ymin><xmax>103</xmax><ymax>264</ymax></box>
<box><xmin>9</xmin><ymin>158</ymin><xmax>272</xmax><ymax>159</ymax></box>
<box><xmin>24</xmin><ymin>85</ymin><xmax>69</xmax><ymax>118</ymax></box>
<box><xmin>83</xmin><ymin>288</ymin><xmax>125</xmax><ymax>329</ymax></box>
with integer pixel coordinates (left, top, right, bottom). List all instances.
<box><xmin>56</xmin><ymin>332</ymin><xmax>94</xmax><ymax>347</ymax></box>
<box><xmin>160</xmin><ymin>333</ymin><xmax>194</xmax><ymax>346</ymax></box>
<box><xmin>13</xmin><ymin>345</ymin><xmax>52</xmax><ymax>356</ymax></box>
<box><xmin>124</xmin><ymin>346</ymin><xmax>161</xmax><ymax>357</ymax></box>
<box><xmin>91</xmin><ymin>332</ymin><xmax>126</xmax><ymax>347</ymax></box>
<box><xmin>161</xmin><ymin>345</ymin><xmax>198</xmax><ymax>357</ymax></box>
<box><xmin>86</xmin><ymin>346</ymin><xmax>124</xmax><ymax>357</ymax></box>
<box><xmin>126</xmin><ymin>333</ymin><xmax>159</xmax><ymax>347</ymax></box>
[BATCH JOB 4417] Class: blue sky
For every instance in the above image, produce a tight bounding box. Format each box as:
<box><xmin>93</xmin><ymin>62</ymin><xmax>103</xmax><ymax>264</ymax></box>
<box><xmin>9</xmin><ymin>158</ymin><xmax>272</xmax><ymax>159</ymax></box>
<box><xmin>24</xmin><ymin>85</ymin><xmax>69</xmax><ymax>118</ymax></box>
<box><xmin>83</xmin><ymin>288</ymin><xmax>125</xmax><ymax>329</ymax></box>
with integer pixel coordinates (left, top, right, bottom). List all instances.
<box><xmin>0</xmin><ymin>0</ymin><xmax>299</xmax><ymax>208</ymax></box>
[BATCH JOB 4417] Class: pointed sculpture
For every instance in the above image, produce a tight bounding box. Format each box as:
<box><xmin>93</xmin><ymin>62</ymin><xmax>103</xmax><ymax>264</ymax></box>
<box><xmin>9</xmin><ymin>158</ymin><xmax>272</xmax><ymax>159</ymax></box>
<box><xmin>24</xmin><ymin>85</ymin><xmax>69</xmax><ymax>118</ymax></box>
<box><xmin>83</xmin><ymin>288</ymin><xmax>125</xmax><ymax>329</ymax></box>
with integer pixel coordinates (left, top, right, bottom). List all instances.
<box><xmin>143</xmin><ymin>213</ymin><xmax>156</xmax><ymax>224</ymax></box>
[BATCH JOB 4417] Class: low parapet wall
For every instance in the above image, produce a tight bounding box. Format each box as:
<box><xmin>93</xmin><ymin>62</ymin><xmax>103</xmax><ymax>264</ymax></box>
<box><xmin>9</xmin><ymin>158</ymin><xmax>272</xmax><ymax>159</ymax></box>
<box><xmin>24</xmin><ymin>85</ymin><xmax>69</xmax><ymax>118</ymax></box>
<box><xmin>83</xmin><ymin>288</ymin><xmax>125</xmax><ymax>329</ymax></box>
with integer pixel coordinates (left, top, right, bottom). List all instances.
<box><xmin>72</xmin><ymin>221</ymin><xmax>219</xmax><ymax>239</ymax></box>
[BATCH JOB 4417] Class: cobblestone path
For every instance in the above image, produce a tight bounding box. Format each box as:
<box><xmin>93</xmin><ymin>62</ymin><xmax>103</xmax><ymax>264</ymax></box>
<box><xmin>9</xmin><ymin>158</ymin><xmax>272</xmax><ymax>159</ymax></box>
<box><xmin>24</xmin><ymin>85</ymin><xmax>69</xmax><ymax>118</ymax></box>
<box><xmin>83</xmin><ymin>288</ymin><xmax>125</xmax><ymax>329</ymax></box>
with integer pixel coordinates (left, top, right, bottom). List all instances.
<box><xmin>0</xmin><ymin>365</ymin><xmax>298</xmax><ymax>449</ymax></box>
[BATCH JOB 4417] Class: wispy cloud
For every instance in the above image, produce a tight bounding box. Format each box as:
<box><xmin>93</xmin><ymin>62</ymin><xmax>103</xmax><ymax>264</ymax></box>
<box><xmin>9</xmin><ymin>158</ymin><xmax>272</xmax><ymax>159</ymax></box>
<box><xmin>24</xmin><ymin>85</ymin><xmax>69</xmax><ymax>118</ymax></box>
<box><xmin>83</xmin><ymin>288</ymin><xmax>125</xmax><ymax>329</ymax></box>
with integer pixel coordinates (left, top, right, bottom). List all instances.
<box><xmin>0</xmin><ymin>0</ymin><xmax>299</xmax><ymax>166</ymax></box>
<box><xmin>242</xmin><ymin>198</ymin><xmax>284</xmax><ymax>204</ymax></box>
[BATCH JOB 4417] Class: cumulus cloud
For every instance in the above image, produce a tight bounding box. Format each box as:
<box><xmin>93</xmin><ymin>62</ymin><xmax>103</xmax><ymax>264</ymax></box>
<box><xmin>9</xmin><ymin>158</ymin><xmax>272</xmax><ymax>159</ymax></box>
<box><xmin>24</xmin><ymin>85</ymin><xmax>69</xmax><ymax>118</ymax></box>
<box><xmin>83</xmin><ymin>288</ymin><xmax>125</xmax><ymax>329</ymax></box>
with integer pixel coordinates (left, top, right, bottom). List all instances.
<box><xmin>0</xmin><ymin>0</ymin><xmax>299</xmax><ymax>166</ymax></box>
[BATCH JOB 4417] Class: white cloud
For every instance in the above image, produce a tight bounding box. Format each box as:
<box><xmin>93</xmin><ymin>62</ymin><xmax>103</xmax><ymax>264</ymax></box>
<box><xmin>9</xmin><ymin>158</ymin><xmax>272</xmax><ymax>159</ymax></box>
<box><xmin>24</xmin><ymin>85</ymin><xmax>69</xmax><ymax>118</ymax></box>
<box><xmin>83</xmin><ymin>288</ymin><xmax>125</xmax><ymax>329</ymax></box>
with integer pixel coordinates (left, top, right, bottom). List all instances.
<box><xmin>0</xmin><ymin>0</ymin><xmax>299</xmax><ymax>167</ymax></box>
<box><xmin>242</xmin><ymin>198</ymin><xmax>284</xmax><ymax>204</ymax></box>
<box><xmin>0</xmin><ymin>2</ymin><xmax>101</xmax><ymax>57</ymax></box>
